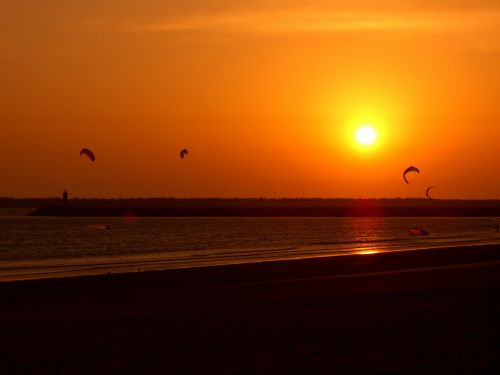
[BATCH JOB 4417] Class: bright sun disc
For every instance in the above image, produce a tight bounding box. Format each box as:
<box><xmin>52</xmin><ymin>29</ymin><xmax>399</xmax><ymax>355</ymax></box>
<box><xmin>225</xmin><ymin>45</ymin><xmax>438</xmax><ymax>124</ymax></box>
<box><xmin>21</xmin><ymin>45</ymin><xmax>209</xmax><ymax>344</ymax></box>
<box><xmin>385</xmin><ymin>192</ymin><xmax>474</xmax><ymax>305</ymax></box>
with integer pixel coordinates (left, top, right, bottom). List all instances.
<box><xmin>355</xmin><ymin>125</ymin><xmax>377</xmax><ymax>146</ymax></box>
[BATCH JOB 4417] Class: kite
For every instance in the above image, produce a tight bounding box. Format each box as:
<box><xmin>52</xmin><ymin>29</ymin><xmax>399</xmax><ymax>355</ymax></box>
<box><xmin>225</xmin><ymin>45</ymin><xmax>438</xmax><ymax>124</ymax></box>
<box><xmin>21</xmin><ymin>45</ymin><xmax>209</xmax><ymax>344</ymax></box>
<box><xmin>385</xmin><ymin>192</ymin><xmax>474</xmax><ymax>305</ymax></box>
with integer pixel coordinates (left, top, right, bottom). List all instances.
<box><xmin>425</xmin><ymin>186</ymin><xmax>435</xmax><ymax>199</ymax></box>
<box><xmin>80</xmin><ymin>148</ymin><xmax>95</xmax><ymax>162</ymax></box>
<box><xmin>408</xmin><ymin>228</ymin><xmax>429</xmax><ymax>236</ymax></box>
<box><xmin>403</xmin><ymin>166</ymin><xmax>420</xmax><ymax>185</ymax></box>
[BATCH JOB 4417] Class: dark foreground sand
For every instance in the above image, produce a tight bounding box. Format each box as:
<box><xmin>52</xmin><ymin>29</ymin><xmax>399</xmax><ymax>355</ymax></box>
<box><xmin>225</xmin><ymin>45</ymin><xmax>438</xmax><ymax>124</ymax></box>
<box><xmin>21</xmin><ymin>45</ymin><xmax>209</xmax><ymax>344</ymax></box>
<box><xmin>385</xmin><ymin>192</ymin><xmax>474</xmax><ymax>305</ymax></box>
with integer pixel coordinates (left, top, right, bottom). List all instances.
<box><xmin>1</xmin><ymin>245</ymin><xmax>500</xmax><ymax>374</ymax></box>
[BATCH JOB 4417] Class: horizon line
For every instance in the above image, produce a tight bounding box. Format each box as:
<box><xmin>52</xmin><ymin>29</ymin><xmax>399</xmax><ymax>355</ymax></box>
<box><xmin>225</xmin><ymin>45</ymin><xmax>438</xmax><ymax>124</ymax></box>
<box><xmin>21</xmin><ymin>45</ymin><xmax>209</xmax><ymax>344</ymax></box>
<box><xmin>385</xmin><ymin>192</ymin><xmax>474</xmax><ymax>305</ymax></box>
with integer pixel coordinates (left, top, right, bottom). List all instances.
<box><xmin>2</xmin><ymin>197</ymin><xmax>500</xmax><ymax>202</ymax></box>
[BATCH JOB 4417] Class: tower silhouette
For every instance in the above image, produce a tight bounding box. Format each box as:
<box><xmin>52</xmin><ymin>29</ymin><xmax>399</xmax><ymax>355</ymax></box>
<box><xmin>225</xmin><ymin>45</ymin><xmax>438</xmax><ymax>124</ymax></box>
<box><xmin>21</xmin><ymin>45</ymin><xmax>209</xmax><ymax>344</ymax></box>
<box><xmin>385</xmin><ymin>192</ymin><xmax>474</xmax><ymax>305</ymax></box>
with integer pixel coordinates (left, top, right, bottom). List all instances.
<box><xmin>62</xmin><ymin>189</ymin><xmax>69</xmax><ymax>208</ymax></box>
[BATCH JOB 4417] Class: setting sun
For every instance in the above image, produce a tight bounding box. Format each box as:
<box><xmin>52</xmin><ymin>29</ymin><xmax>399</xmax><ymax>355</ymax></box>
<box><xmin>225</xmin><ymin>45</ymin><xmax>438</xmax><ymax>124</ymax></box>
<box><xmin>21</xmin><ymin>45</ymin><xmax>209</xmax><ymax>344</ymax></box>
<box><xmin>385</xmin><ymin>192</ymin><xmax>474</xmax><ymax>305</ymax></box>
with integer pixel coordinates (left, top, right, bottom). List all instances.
<box><xmin>355</xmin><ymin>126</ymin><xmax>377</xmax><ymax>146</ymax></box>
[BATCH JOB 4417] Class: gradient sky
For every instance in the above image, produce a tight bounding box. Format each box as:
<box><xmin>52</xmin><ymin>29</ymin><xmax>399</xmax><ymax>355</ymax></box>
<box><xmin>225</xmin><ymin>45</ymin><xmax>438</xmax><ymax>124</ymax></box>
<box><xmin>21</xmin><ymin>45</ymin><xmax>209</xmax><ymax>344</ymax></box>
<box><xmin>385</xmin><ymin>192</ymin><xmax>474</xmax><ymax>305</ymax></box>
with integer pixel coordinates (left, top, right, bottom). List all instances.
<box><xmin>1</xmin><ymin>0</ymin><xmax>500</xmax><ymax>198</ymax></box>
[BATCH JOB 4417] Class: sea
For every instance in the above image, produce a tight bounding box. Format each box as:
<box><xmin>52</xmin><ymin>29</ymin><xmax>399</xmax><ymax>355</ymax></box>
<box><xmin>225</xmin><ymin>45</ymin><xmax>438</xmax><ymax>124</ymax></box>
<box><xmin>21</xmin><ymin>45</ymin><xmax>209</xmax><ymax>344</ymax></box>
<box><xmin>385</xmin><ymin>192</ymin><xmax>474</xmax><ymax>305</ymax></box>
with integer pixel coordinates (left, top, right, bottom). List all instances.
<box><xmin>1</xmin><ymin>208</ymin><xmax>499</xmax><ymax>281</ymax></box>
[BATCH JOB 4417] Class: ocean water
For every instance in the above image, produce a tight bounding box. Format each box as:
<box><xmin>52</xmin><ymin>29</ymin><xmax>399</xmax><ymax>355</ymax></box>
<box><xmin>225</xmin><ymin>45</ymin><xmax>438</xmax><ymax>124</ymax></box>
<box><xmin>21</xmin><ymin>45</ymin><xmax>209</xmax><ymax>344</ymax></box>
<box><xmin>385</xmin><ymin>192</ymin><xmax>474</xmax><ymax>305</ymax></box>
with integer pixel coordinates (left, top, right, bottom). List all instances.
<box><xmin>0</xmin><ymin>211</ymin><xmax>499</xmax><ymax>281</ymax></box>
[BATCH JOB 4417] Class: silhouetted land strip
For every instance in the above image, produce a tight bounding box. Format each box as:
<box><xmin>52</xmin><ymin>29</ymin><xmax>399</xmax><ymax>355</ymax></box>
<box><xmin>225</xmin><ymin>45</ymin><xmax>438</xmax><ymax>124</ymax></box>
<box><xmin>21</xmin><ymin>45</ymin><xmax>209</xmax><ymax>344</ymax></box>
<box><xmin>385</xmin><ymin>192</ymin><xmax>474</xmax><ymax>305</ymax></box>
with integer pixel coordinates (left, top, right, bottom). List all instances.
<box><xmin>8</xmin><ymin>198</ymin><xmax>499</xmax><ymax>216</ymax></box>
<box><xmin>29</xmin><ymin>205</ymin><xmax>500</xmax><ymax>217</ymax></box>
<box><xmin>1</xmin><ymin>244</ymin><xmax>499</xmax><ymax>373</ymax></box>
<box><xmin>2</xmin><ymin>197</ymin><xmax>500</xmax><ymax>208</ymax></box>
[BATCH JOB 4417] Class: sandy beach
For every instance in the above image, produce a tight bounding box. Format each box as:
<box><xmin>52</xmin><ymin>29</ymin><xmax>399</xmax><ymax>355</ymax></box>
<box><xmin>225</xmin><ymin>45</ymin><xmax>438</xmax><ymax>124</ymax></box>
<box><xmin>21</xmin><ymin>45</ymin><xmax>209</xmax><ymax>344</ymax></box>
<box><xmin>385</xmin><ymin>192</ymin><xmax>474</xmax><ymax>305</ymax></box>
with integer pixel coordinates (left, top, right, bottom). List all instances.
<box><xmin>1</xmin><ymin>244</ymin><xmax>500</xmax><ymax>374</ymax></box>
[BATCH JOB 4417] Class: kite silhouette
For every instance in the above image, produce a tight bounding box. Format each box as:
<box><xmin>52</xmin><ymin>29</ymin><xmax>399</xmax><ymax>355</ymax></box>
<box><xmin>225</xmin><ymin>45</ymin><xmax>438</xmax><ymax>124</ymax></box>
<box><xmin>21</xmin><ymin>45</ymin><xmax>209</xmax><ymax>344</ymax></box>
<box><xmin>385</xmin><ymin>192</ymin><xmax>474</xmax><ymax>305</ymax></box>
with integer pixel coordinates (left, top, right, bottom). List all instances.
<box><xmin>80</xmin><ymin>148</ymin><xmax>95</xmax><ymax>162</ymax></box>
<box><xmin>426</xmin><ymin>186</ymin><xmax>436</xmax><ymax>199</ymax></box>
<box><xmin>403</xmin><ymin>166</ymin><xmax>420</xmax><ymax>185</ymax></box>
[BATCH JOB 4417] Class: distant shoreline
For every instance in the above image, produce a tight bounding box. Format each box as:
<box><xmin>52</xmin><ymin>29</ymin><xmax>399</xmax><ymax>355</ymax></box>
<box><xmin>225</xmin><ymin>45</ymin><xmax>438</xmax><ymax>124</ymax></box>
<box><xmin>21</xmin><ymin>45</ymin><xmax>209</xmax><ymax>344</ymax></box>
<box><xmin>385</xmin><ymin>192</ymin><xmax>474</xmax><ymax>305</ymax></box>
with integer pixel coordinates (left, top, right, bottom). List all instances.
<box><xmin>3</xmin><ymin>197</ymin><xmax>500</xmax><ymax>209</ymax></box>
<box><xmin>28</xmin><ymin>205</ymin><xmax>500</xmax><ymax>217</ymax></box>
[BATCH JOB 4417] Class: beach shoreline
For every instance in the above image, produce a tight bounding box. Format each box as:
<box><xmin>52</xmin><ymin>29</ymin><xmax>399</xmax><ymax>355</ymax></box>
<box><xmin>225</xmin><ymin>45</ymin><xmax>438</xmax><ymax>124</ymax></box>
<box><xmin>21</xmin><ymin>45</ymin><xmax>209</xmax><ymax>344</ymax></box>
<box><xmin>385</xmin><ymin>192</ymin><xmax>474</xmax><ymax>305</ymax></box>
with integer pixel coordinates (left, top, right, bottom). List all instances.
<box><xmin>1</xmin><ymin>241</ymin><xmax>500</xmax><ymax>283</ymax></box>
<box><xmin>1</xmin><ymin>243</ymin><xmax>500</xmax><ymax>373</ymax></box>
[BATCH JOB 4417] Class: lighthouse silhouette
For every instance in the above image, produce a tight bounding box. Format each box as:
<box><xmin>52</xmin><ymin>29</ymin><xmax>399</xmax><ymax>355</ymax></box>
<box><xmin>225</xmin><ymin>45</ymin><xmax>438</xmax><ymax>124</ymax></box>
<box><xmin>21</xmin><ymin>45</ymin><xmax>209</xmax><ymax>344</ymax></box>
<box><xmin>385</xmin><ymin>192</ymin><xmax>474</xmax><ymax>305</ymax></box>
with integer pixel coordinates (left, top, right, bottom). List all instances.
<box><xmin>62</xmin><ymin>189</ymin><xmax>69</xmax><ymax>208</ymax></box>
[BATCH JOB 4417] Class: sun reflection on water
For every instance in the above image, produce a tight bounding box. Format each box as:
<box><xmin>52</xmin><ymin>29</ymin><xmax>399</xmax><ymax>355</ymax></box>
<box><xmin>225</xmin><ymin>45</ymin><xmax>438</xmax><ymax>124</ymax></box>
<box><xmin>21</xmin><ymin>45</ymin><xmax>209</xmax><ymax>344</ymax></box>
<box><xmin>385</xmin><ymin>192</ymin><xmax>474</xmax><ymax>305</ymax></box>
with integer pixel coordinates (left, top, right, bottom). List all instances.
<box><xmin>356</xmin><ymin>249</ymin><xmax>380</xmax><ymax>255</ymax></box>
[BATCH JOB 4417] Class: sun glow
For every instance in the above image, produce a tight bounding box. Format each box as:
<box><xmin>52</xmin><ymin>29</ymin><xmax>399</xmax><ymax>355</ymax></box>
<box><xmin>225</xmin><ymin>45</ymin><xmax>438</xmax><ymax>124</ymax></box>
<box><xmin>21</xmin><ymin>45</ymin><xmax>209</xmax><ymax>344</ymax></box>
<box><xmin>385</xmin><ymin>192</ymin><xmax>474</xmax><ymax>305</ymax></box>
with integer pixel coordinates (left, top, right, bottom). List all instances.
<box><xmin>355</xmin><ymin>125</ymin><xmax>377</xmax><ymax>146</ymax></box>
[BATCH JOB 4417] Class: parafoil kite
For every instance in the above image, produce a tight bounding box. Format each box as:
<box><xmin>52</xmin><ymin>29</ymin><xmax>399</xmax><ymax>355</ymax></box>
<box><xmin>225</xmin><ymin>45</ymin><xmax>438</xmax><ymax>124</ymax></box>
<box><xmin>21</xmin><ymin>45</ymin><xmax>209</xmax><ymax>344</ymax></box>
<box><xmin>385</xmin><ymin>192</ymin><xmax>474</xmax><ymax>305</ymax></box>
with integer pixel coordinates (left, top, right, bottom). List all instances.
<box><xmin>180</xmin><ymin>149</ymin><xmax>188</xmax><ymax>159</ymax></box>
<box><xmin>80</xmin><ymin>148</ymin><xmax>95</xmax><ymax>162</ymax></box>
<box><xmin>403</xmin><ymin>166</ymin><xmax>419</xmax><ymax>185</ymax></box>
<box><xmin>408</xmin><ymin>227</ymin><xmax>429</xmax><ymax>236</ymax></box>
<box><xmin>425</xmin><ymin>186</ymin><xmax>435</xmax><ymax>199</ymax></box>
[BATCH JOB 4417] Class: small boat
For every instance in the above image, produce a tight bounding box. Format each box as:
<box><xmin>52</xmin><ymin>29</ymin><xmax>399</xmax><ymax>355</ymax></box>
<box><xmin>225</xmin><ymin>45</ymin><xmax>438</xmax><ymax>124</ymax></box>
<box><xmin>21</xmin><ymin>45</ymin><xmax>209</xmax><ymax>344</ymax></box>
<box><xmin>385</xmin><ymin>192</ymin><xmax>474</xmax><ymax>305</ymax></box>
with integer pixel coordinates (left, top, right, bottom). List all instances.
<box><xmin>408</xmin><ymin>228</ymin><xmax>429</xmax><ymax>236</ymax></box>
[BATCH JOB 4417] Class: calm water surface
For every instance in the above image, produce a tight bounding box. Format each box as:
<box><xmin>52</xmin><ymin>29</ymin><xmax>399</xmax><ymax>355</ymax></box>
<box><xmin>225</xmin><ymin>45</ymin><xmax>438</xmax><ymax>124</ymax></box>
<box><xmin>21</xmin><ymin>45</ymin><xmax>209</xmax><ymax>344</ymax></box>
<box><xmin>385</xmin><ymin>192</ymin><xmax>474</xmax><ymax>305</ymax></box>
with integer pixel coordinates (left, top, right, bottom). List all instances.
<box><xmin>0</xmin><ymin>211</ymin><xmax>499</xmax><ymax>281</ymax></box>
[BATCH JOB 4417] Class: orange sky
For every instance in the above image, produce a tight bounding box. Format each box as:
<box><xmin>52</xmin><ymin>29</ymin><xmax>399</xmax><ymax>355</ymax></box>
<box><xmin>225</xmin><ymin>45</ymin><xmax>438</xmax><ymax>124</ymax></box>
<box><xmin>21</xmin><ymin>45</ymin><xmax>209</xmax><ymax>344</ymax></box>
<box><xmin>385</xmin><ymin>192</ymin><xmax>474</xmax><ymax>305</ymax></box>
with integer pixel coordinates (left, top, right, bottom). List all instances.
<box><xmin>1</xmin><ymin>0</ymin><xmax>499</xmax><ymax>198</ymax></box>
